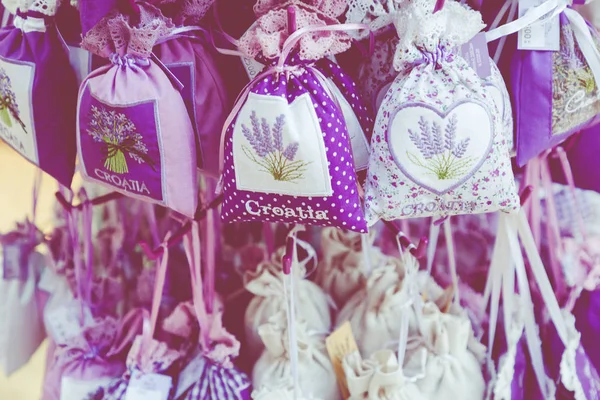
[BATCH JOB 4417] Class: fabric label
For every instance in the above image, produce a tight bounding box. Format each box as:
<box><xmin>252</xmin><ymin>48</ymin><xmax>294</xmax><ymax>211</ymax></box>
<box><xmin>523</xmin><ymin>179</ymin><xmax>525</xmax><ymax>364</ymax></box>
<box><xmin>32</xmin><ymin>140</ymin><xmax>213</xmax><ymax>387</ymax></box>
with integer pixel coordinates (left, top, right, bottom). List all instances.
<box><xmin>456</xmin><ymin>33</ymin><xmax>492</xmax><ymax>79</ymax></box>
<box><xmin>1</xmin><ymin>242</ymin><xmax>27</xmax><ymax>280</ymax></box>
<box><xmin>0</xmin><ymin>56</ymin><xmax>38</xmax><ymax>164</ymax></box>
<box><xmin>124</xmin><ymin>372</ymin><xmax>172</xmax><ymax>400</ymax></box>
<box><xmin>45</xmin><ymin>301</ymin><xmax>94</xmax><ymax>345</ymax></box>
<box><xmin>60</xmin><ymin>376</ymin><xmax>113</xmax><ymax>400</ymax></box>
<box><xmin>232</xmin><ymin>92</ymin><xmax>333</xmax><ymax>197</ymax></box>
<box><xmin>518</xmin><ymin>0</ymin><xmax>560</xmax><ymax>51</ymax></box>
<box><xmin>326</xmin><ymin>322</ymin><xmax>359</xmax><ymax>399</ymax></box>
<box><xmin>78</xmin><ymin>87</ymin><xmax>165</xmax><ymax>202</ymax></box>
<box><xmin>327</xmin><ymin>79</ymin><xmax>370</xmax><ymax>171</ymax></box>
<box><xmin>174</xmin><ymin>352</ymin><xmax>205</xmax><ymax>398</ymax></box>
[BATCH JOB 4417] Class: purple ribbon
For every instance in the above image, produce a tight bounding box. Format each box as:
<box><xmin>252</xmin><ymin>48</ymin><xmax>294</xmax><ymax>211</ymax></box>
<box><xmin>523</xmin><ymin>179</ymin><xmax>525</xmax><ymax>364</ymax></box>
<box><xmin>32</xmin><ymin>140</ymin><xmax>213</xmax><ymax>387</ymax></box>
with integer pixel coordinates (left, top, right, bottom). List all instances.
<box><xmin>413</xmin><ymin>46</ymin><xmax>451</xmax><ymax>70</ymax></box>
<box><xmin>109</xmin><ymin>53</ymin><xmax>151</xmax><ymax>68</ymax></box>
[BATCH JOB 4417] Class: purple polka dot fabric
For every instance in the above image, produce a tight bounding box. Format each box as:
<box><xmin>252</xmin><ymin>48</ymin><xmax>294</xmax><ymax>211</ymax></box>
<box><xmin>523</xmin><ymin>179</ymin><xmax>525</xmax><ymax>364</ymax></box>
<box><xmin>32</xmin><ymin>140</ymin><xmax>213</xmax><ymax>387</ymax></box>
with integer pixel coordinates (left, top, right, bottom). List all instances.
<box><xmin>315</xmin><ymin>58</ymin><xmax>375</xmax><ymax>142</ymax></box>
<box><xmin>221</xmin><ymin>61</ymin><xmax>367</xmax><ymax>233</ymax></box>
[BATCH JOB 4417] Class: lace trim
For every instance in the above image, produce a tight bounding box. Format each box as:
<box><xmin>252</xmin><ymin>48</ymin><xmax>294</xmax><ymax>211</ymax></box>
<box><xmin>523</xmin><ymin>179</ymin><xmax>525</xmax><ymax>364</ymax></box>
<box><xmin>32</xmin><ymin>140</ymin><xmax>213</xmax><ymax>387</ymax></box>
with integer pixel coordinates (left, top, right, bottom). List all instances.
<box><xmin>14</xmin><ymin>0</ymin><xmax>60</xmax><ymax>16</ymax></box>
<box><xmin>559</xmin><ymin>310</ymin><xmax>586</xmax><ymax>400</ymax></box>
<box><xmin>81</xmin><ymin>4</ymin><xmax>174</xmax><ymax>58</ymax></box>
<box><xmin>253</xmin><ymin>0</ymin><xmax>345</xmax><ymax>18</ymax></box>
<box><xmin>392</xmin><ymin>0</ymin><xmax>484</xmax><ymax>70</ymax></box>
<box><xmin>492</xmin><ymin>321</ymin><xmax>525</xmax><ymax>400</ymax></box>
<box><xmin>238</xmin><ymin>4</ymin><xmax>352</xmax><ymax>60</ymax></box>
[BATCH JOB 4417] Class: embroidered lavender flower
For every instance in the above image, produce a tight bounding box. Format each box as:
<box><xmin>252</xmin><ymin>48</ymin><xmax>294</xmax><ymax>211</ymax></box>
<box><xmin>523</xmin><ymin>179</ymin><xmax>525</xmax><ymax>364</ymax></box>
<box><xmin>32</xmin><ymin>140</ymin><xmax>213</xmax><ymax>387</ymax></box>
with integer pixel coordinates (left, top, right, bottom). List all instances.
<box><xmin>407</xmin><ymin>114</ymin><xmax>475</xmax><ymax>180</ymax></box>
<box><xmin>0</xmin><ymin>67</ymin><xmax>25</xmax><ymax>132</ymax></box>
<box><xmin>241</xmin><ymin>112</ymin><xmax>309</xmax><ymax>182</ymax></box>
<box><xmin>87</xmin><ymin>105</ymin><xmax>154</xmax><ymax>174</ymax></box>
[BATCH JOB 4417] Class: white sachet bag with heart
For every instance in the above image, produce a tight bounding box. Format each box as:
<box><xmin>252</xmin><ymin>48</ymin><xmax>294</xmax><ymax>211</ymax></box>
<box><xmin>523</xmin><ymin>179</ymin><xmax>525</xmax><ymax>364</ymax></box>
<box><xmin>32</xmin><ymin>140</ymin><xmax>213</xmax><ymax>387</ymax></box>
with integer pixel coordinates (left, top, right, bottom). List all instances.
<box><xmin>363</xmin><ymin>0</ymin><xmax>519</xmax><ymax>225</ymax></box>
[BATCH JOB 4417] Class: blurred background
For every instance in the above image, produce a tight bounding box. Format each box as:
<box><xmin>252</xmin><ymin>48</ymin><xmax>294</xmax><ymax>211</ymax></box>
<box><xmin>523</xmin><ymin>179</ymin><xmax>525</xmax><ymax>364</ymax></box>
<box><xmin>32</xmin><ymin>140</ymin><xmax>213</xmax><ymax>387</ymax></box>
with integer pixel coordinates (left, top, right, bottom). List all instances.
<box><xmin>0</xmin><ymin>142</ymin><xmax>56</xmax><ymax>399</ymax></box>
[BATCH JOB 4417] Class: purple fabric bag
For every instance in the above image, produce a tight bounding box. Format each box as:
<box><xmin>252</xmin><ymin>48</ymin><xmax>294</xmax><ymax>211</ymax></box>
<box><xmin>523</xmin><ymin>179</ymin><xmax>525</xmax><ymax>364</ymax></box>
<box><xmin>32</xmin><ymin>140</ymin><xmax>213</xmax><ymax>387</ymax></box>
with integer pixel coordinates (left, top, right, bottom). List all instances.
<box><xmin>315</xmin><ymin>57</ymin><xmax>374</xmax><ymax>172</ymax></box>
<box><xmin>153</xmin><ymin>30</ymin><xmax>230</xmax><ymax>176</ymax></box>
<box><xmin>221</xmin><ymin>30</ymin><xmax>367</xmax><ymax>232</ymax></box>
<box><xmin>510</xmin><ymin>11</ymin><xmax>600</xmax><ymax>166</ymax></box>
<box><xmin>0</xmin><ymin>1</ymin><xmax>77</xmax><ymax>187</ymax></box>
<box><xmin>77</xmin><ymin>6</ymin><xmax>197</xmax><ymax>218</ymax></box>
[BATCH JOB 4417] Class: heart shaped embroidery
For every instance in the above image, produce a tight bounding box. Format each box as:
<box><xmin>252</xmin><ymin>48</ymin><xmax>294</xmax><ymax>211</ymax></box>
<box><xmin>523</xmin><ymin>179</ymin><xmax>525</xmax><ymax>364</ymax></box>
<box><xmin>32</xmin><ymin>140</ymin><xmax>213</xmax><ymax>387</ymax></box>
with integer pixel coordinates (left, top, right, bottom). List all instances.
<box><xmin>387</xmin><ymin>101</ymin><xmax>493</xmax><ymax>196</ymax></box>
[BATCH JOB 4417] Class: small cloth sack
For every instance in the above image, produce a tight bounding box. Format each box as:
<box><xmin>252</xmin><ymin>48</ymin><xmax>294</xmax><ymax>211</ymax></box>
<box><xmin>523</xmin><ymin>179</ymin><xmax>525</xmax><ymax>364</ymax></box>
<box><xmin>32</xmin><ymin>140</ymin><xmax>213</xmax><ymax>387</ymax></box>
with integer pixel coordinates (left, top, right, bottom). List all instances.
<box><xmin>78</xmin><ymin>6</ymin><xmax>197</xmax><ymax>217</ymax></box>
<box><xmin>0</xmin><ymin>236</ymin><xmax>45</xmax><ymax>376</ymax></box>
<box><xmin>364</xmin><ymin>0</ymin><xmax>518</xmax><ymax>224</ymax></box>
<box><xmin>343</xmin><ymin>350</ymin><xmax>425</xmax><ymax>400</ymax></box>
<box><xmin>252</xmin><ymin>312</ymin><xmax>340</xmax><ymax>400</ymax></box>
<box><xmin>403</xmin><ymin>303</ymin><xmax>485</xmax><ymax>400</ymax></box>
<box><xmin>0</xmin><ymin>0</ymin><xmax>78</xmax><ymax>187</ymax></box>
<box><xmin>221</xmin><ymin>3</ymin><xmax>367</xmax><ymax>232</ymax></box>
<box><xmin>315</xmin><ymin>227</ymin><xmax>385</xmax><ymax>306</ymax></box>
<box><xmin>244</xmin><ymin>247</ymin><xmax>331</xmax><ymax>361</ymax></box>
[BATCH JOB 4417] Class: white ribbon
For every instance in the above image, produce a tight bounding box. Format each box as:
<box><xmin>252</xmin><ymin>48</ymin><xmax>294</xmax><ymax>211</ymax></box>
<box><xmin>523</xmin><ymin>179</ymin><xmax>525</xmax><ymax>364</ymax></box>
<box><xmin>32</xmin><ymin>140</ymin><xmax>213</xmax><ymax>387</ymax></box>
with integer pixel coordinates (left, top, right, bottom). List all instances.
<box><xmin>426</xmin><ymin>219</ymin><xmax>441</xmax><ymax>276</ymax></box>
<box><xmin>443</xmin><ymin>218</ymin><xmax>460</xmax><ymax>305</ymax></box>
<box><xmin>485</xmin><ymin>0</ymin><xmax>566</xmax><ymax>43</ymax></box>
<box><xmin>13</xmin><ymin>15</ymin><xmax>46</xmax><ymax>33</ymax></box>
<box><xmin>486</xmin><ymin>0</ymin><xmax>600</xmax><ymax>98</ymax></box>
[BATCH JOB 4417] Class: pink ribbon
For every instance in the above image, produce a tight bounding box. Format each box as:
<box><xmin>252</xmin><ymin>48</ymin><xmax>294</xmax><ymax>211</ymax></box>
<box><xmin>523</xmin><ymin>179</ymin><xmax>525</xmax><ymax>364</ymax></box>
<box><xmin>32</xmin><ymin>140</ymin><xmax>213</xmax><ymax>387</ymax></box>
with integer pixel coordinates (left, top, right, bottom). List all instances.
<box><xmin>139</xmin><ymin>231</ymin><xmax>172</xmax><ymax>364</ymax></box>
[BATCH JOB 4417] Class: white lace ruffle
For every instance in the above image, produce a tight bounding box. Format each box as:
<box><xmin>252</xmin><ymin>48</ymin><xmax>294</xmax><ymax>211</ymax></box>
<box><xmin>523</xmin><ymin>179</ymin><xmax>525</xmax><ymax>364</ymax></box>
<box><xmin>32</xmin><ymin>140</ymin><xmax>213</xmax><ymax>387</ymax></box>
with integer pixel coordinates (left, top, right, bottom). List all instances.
<box><xmin>559</xmin><ymin>310</ymin><xmax>586</xmax><ymax>400</ymax></box>
<box><xmin>392</xmin><ymin>0</ymin><xmax>484</xmax><ymax>70</ymax></box>
<box><xmin>16</xmin><ymin>0</ymin><xmax>60</xmax><ymax>16</ymax></box>
<box><xmin>492</xmin><ymin>320</ymin><xmax>524</xmax><ymax>400</ymax></box>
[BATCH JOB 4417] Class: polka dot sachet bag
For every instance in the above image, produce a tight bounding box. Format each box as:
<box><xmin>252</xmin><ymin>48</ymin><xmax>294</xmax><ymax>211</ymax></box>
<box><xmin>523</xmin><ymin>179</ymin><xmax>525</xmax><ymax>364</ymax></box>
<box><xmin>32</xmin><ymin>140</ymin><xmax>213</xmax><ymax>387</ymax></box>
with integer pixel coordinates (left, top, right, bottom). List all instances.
<box><xmin>363</xmin><ymin>0</ymin><xmax>519</xmax><ymax>225</ymax></box>
<box><xmin>220</xmin><ymin>1</ymin><xmax>371</xmax><ymax>233</ymax></box>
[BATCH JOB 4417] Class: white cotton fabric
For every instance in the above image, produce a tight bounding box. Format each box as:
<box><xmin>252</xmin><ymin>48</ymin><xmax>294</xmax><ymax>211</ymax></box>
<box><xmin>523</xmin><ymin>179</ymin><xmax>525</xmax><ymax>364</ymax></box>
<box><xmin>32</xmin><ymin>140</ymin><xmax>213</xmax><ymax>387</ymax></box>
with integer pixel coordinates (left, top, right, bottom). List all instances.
<box><xmin>251</xmin><ymin>313</ymin><xmax>340</xmax><ymax>400</ymax></box>
<box><xmin>244</xmin><ymin>250</ymin><xmax>331</xmax><ymax>362</ymax></box>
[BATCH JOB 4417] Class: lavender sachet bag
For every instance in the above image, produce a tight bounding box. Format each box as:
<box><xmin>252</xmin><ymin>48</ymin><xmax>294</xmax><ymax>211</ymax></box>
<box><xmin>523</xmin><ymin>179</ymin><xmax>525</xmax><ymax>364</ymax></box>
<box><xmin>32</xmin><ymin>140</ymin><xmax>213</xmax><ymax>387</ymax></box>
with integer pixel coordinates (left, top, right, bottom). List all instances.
<box><xmin>220</xmin><ymin>4</ymin><xmax>367</xmax><ymax>232</ymax></box>
<box><xmin>77</xmin><ymin>5</ymin><xmax>197</xmax><ymax>217</ymax></box>
<box><xmin>0</xmin><ymin>0</ymin><xmax>78</xmax><ymax>187</ymax></box>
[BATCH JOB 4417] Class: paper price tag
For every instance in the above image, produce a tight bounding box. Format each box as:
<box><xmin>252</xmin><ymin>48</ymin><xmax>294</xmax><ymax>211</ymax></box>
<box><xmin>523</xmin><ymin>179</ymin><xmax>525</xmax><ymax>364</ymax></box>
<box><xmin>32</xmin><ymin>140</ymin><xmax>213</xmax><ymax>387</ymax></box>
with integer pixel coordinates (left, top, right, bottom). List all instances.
<box><xmin>124</xmin><ymin>372</ymin><xmax>172</xmax><ymax>400</ymax></box>
<box><xmin>518</xmin><ymin>0</ymin><xmax>560</xmax><ymax>51</ymax></box>
<box><xmin>326</xmin><ymin>322</ymin><xmax>360</xmax><ymax>399</ymax></box>
<box><xmin>60</xmin><ymin>376</ymin><xmax>113</xmax><ymax>400</ymax></box>
<box><xmin>456</xmin><ymin>33</ymin><xmax>492</xmax><ymax>79</ymax></box>
<box><xmin>45</xmin><ymin>302</ymin><xmax>94</xmax><ymax>345</ymax></box>
<box><xmin>175</xmin><ymin>353</ymin><xmax>206</xmax><ymax>398</ymax></box>
<box><xmin>241</xmin><ymin>57</ymin><xmax>266</xmax><ymax>80</ymax></box>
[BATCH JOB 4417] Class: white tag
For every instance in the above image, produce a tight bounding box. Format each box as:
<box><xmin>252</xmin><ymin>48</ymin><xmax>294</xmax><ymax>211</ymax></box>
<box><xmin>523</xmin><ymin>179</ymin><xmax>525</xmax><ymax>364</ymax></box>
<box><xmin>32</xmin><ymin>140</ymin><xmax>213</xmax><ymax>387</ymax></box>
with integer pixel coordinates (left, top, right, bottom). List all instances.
<box><xmin>241</xmin><ymin>57</ymin><xmax>266</xmax><ymax>80</ymax></box>
<box><xmin>60</xmin><ymin>376</ymin><xmax>113</xmax><ymax>400</ymax></box>
<box><xmin>174</xmin><ymin>353</ymin><xmax>206</xmax><ymax>398</ymax></box>
<box><xmin>518</xmin><ymin>0</ymin><xmax>560</xmax><ymax>51</ymax></box>
<box><xmin>124</xmin><ymin>372</ymin><xmax>172</xmax><ymax>400</ymax></box>
<box><xmin>45</xmin><ymin>302</ymin><xmax>94</xmax><ymax>345</ymax></box>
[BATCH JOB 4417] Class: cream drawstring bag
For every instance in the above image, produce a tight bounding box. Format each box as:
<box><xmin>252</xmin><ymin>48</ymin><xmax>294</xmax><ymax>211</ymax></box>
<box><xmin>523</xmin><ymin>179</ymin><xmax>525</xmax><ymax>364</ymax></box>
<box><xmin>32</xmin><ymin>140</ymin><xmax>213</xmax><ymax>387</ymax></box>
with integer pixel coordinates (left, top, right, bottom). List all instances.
<box><xmin>244</xmin><ymin>244</ymin><xmax>331</xmax><ymax>361</ymax></box>
<box><xmin>403</xmin><ymin>302</ymin><xmax>486</xmax><ymax>400</ymax></box>
<box><xmin>252</xmin><ymin>312</ymin><xmax>340</xmax><ymax>400</ymax></box>
<box><xmin>316</xmin><ymin>228</ymin><xmax>386</xmax><ymax>306</ymax></box>
<box><xmin>343</xmin><ymin>350</ymin><xmax>426</xmax><ymax>400</ymax></box>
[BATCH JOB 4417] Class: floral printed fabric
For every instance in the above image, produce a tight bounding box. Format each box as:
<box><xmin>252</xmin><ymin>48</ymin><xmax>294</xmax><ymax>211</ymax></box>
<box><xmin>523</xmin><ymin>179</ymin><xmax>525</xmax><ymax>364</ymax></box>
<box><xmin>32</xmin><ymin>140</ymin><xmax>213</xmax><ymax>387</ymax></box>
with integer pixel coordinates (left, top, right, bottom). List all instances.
<box><xmin>552</xmin><ymin>18</ymin><xmax>600</xmax><ymax>137</ymax></box>
<box><xmin>364</xmin><ymin>53</ymin><xmax>519</xmax><ymax>224</ymax></box>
